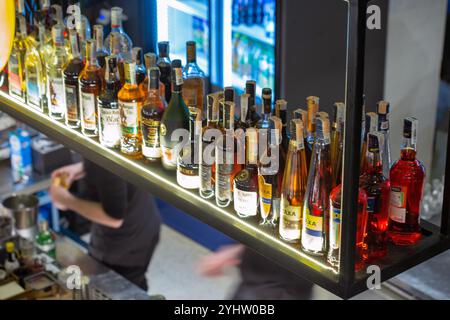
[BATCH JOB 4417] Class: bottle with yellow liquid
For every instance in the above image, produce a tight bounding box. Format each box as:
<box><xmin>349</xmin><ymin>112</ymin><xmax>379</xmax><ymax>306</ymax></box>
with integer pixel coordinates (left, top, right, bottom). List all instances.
<box><xmin>8</xmin><ymin>15</ymin><xmax>28</xmax><ymax>101</ymax></box>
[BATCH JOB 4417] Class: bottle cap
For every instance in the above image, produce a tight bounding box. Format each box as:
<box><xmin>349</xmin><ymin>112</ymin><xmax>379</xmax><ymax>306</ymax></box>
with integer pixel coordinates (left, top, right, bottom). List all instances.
<box><xmin>306</xmin><ymin>96</ymin><xmax>319</xmax><ymax>133</ymax></box>
<box><xmin>365</xmin><ymin>112</ymin><xmax>378</xmax><ymax>136</ymax></box>
<box><xmin>39</xmin><ymin>219</ymin><xmax>49</xmax><ymax>232</ymax></box>
<box><xmin>51</xmin><ymin>4</ymin><xmax>63</xmax><ymax>24</ymax></box>
<box><xmin>377</xmin><ymin>101</ymin><xmax>390</xmax><ymax>116</ymax></box>
<box><xmin>262</xmin><ymin>88</ymin><xmax>272</xmax><ymax>114</ymax></box>
<box><xmin>316</xmin><ymin>116</ymin><xmax>330</xmax><ymax>143</ymax></box>
<box><xmin>158</xmin><ymin>41</ymin><xmax>170</xmax><ymax>57</ymax></box>
<box><xmin>171</xmin><ymin>60</ymin><xmax>183</xmax><ymax>85</ymax></box>
<box><xmin>76</xmin><ymin>18</ymin><xmax>88</xmax><ymax>41</ymax></box>
<box><xmin>17</xmin><ymin>0</ymin><xmax>25</xmax><ymax>15</ymax></box>
<box><xmin>111</xmin><ymin>7</ymin><xmax>123</xmax><ymax>27</ymax></box>
<box><xmin>5</xmin><ymin>242</ymin><xmax>14</xmax><ymax>254</ymax></box>
<box><xmin>186</xmin><ymin>41</ymin><xmax>197</xmax><ymax>62</ymax></box>
<box><xmin>333</xmin><ymin>102</ymin><xmax>345</xmax><ymax>128</ymax></box>
<box><xmin>224</xmin><ymin>87</ymin><xmax>234</xmax><ymax>102</ymax></box>
<box><xmin>124</xmin><ymin>61</ymin><xmax>137</xmax><ymax>84</ymax></box>
<box><xmin>207</xmin><ymin>93</ymin><xmax>219</xmax><ymax>121</ymax></box>
<box><xmin>144</xmin><ymin>52</ymin><xmax>157</xmax><ymax>69</ymax></box>
<box><xmin>290</xmin><ymin>118</ymin><xmax>305</xmax><ymax>149</ymax></box>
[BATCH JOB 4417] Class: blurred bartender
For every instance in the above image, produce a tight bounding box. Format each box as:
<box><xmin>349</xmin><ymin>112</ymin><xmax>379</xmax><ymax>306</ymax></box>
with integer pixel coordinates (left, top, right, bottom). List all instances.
<box><xmin>49</xmin><ymin>159</ymin><xmax>161</xmax><ymax>291</ymax></box>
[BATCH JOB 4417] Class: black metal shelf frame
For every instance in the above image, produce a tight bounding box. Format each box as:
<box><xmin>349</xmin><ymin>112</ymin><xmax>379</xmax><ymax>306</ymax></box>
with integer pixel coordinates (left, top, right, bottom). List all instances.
<box><xmin>1</xmin><ymin>0</ymin><xmax>449</xmax><ymax>299</ymax></box>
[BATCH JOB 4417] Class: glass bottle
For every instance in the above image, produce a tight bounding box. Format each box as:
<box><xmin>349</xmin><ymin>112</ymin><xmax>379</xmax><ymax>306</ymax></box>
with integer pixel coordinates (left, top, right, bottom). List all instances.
<box><xmin>132</xmin><ymin>47</ymin><xmax>146</xmax><ymax>85</ymax></box>
<box><xmin>220</xmin><ymin>87</ymin><xmax>235</xmax><ymax>129</ymax></box>
<box><xmin>279</xmin><ymin>119</ymin><xmax>308</xmax><ymax>242</ymax></box>
<box><xmin>141</xmin><ymin>52</ymin><xmax>166</xmax><ymax>99</ymax></box>
<box><xmin>236</xmin><ymin>94</ymin><xmax>250</xmax><ymax>131</ymax></box>
<box><xmin>79</xmin><ymin>40</ymin><xmax>102</xmax><ymax>137</ymax></box>
<box><xmin>360</xmin><ymin>112</ymin><xmax>378</xmax><ymax>175</ymax></box>
<box><xmin>141</xmin><ymin>67</ymin><xmax>167</xmax><ymax>161</ymax></box>
<box><xmin>118</xmin><ymin>61</ymin><xmax>145</xmax><ymax>158</ymax></box>
<box><xmin>104</xmin><ymin>7</ymin><xmax>133</xmax><ymax>57</ymax></box>
<box><xmin>328</xmin><ymin>184</ymin><xmax>368</xmax><ymax>271</ymax></box>
<box><xmin>76</xmin><ymin>18</ymin><xmax>90</xmax><ymax>61</ymax></box>
<box><xmin>157</xmin><ymin>41</ymin><xmax>172</xmax><ymax>103</ymax></box>
<box><xmin>63</xmin><ymin>29</ymin><xmax>85</xmax><ymax>128</ymax></box>
<box><xmin>160</xmin><ymin>60</ymin><xmax>190</xmax><ymax>170</ymax></box>
<box><xmin>25</xmin><ymin>23</ymin><xmax>46</xmax><ymax>111</ymax></box>
<box><xmin>109</xmin><ymin>32</ymin><xmax>125</xmax><ymax>85</ymax></box>
<box><xmin>388</xmin><ymin>117</ymin><xmax>425</xmax><ymax>245</ymax></box>
<box><xmin>50</xmin><ymin>4</ymin><xmax>71</xmax><ymax>56</ymax></box>
<box><xmin>177</xmin><ymin>108</ymin><xmax>201</xmax><ymax>189</ymax></box>
<box><xmin>330</xmin><ymin>102</ymin><xmax>345</xmax><ymax>188</ymax></box>
<box><xmin>8</xmin><ymin>15</ymin><xmax>28</xmax><ymax>101</ymax></box>
<box><xmin>293</xmin><ymin>108</ymin><xmax>309</xmax><ymax>152</ymax></box>
<box><xmin>182</xmin><ymin>41</ymin><xmax>206</xmax><ymax>111</ymax></box>
<box><xmin>98</xmin><ymin>56</ymin><xmax>122</xmax><ymax>149</ymax></box>
<box><xmin>234</xmin><ymin>128</ymin><xmax>259</xmax><ymax>218</ymax></box>
<box><xmin>305</xmin><ymin>96</ymin><xmax>319</xmax><ymax>166</ymax></box>
<box><xmin>377</xmin><ymin>101</ymin><xmax>391</xmax><ymax>179</ymax></box>
<box><xmin>93</xmin><ymin>24</ymin><xmax>108</xmax><ymax>72</ymax></box>
<box><xmin>47</xmin><ymin>25</ymin><xmax>69</xmax><ymax>120</ymax></box>
<box><xmin>360</xmin><ymin>132</ymin><xmax>391</xmax><ymax>261</ymax></box>
<box><xmin>301</xmin><ymin>116</ymin><xmax>332</xmax><ymax>256</ymax></box>
<box><xmin>275</xmin><ymin>99</ymin><xmax>289</xmax><ymax>151</ymax></box>
<box><xmin>35</xmin><ymin>220</ymin><xmax>56</xmax><ymax>258</ymax></box>
<box><xmin>199</xmin><ymin>94</ymin><xmax>220</xmax><ymax>199</ymax></box>
<box><xmin>245</xmin><ymin>80</ymin><xmax>260</xmax><ymax>126</ymax></box>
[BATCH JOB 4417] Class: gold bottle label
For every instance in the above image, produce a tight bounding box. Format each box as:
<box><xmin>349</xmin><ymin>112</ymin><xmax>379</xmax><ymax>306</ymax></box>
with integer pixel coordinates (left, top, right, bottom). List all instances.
<box><xmin>81</xmin><ymin>92</ymin><xmax>97</xmax><ymax>130</ymax></box>
<box><xmin>49</xmin><ymin>77</ymin><xmax>65</xmax><ymax>114</ymax></box>
<box><xmin>258</xmin><ymin>175</ymin><xmax>273</xmax><ymax>219</ymax></box>
<box><xmin>65</xmin><ymin>84</ymin><xmax>78</xmax><ymax>121</ymax></box>
<box><xmin>282</xmin><ymin>204</ymin><xmax>301</xmax><ymax>229</ymax></box>
<box><xmin>120</xmin><ymin>101</ymin><xmax>139</xmax><ymax>135</ymax></box>
<box><xmin>142</xmin><ymin>118</ymin><xmax>161</xmax><ymax>158</ymax></box>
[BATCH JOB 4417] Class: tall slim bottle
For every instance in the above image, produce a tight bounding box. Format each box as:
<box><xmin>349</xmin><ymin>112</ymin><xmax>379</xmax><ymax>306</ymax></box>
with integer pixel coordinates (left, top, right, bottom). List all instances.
<box><xmin>236</xmin><ymin>94</ymin><xmax>251</xmax><ymax>131</ymax></box>
<box><xmin>25</xmin><ymin>23</ymin><xmax>46</xmax><ymax>111</ymax></box>
<box><xmin>109</xmin><ymin>32</ymin><xmax>125</xmax><ymax>85</ymax></box>
<box><xmin>141</xmin><ymin>67</ymin><xmax>167</xmax><ymax>162</ymax></box>
<box><xmin>157</xmin><ymin>41</ymin><xmax>172</xmax><ymax>103</ymax></box>
<box><xmin>79</xmin><ymin>40</ymin><xmax>102</xmax><ymax>137</ymax></box>
<box><xmin>388</xmin><ymin>117</ymin><xmax>425</xmax><ymax>245</ymax></box>
<box><xmin>76</xmin><ymin>18</ymin><xmax>89</xmax><ymax>61</ymax></box>
<box><xmin>301</xmin><ymin>116</ymin><xmax>332</xmax><ymax>256</ymax></box>
<box><xmin>119</xmin><ymin>61</ymin><xmax>145</xmax><ymax>158</ymax></box>
<box><xmin>98</xmin><ymin>56</ymin><xmax>122</xmax><ymax>149</ymax></box>
<box><xmin>64</xmin><ymin>29</ymin><xmax>85</xmax><ymax>128</ymax></box>
<box><xmin>305</xmin><ymin>96</ymin><xmax>319</xmax><ymax>166</ymax></box>
<box><xmin>93</xmin><ymin>24</ymin><xmax>108</xmax><ymax>72</ymax></box>
<box><xmin>8</xmin><ymin>15</ymin><xmax>28</xmax><ymax>101</ymax></box>
<box><xmin>182</xmin><ymin>41</ymin><xmax>206</xmax><ymax>111</ymax></box>
<box><xmin>160</xmin><ymin>60</ymin><xmax>190</xmax><ymax>170</ymax></box>
<box><xmin>360</xmin><ymin>112</ymin><xmax>378</xmax><ymax>174</ymax></box>
<box><xmin>377</xmin><ymin>101</ymin><xmax>391</xmax><ymax>179</ymax></box>
<box><xmin>104</xmin><ymin>7</ymin><xmax>133</xmax><ymax>56</ymax></box>
<box><xmin>199</xmin><ymin>94</ymin><xmax>220</xmax><ymax>199</ymax></box>
<box><xmin>279</xmin><ymin>119</ymin><xmax>308</xmax><ymax>242</ymax></box>
<box><xmin>132</xmin><ymin>47</ymin><xmax>146</xmax><ymax>85</ymax></box>
<box><xmin>245</xmin><ymin>80</ymin><xmax>260</xmax><ymax>126</ymax></box>
<box><xmin>47</xmin><ymin>25</ymin><xmax>69</xmax><ymax>120</ymax></box>
<box><xmin>360</xmin><ymin>132</ymin><xmax>390</xmax><ymax>260</ymax></box>
<box><xmin>330</xmin><ymin>102</ymin><xmax>345</xmax><ymax>188</ymax></box>
<box><xmin>141</xmin><ymin>52</ymin><xmax>166</xmax><ymax>99</ymax></box>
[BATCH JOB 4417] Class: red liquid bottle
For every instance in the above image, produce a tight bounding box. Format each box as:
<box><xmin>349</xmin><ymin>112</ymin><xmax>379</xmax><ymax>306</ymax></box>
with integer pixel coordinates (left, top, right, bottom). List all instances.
<box><xmin>360</xmin><ymin>132</ymin><xmax>390</xmax><ymax>261</ymax></box>
<box><xmin>388</xmin><ymin>117</ymin><xmax>425</xmax><ymax>245</ymax></box>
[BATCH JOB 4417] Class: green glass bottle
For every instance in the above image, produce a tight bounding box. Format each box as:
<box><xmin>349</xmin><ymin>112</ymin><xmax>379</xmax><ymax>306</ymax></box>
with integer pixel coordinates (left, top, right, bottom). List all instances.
<box><xmin>35</xmin><ymin>220</ymin><xmax>56</xmax><ymax>258</ymax></box>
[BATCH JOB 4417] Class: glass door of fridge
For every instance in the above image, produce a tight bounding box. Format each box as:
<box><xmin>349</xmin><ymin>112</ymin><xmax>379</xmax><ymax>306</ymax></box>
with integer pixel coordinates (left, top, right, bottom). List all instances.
<box><xmin>223</xmin><ymin>0</ymin><xmax>276</xmax><ymax>97</ymax></box>
<box><xmin>157</xmin><ymin>0</ymin><xmax>210</xmax><ymax>76</ymax></box>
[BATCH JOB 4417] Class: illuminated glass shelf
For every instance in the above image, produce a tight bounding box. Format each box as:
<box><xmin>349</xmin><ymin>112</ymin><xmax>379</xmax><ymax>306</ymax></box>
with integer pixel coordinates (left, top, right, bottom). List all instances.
<box><xmin>1</xmin><ymin>90</ymin><xmax>450</xmax><ymax>299</ymax></box>
<box><xmin>166</xmin><ymin>0</ymin><xmax>208</xmax><ymax>20</ymax></box>
<box><xmin>232</xmin><ymin>24</ymin><xmax>275</xmax><ymax>46</ymax></box>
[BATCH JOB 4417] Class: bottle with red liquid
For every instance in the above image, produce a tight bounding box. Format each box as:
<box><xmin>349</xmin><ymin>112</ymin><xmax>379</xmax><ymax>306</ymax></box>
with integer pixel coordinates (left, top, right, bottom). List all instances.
<box><xmin>388</xmin><ymin>117</ymin><xmax>425</xmax><ymax>245</ymax></box>
<box><xmin>360</xmin><ymin>132</ymin><xmax>390</xmax><ymax>261</ymax></box>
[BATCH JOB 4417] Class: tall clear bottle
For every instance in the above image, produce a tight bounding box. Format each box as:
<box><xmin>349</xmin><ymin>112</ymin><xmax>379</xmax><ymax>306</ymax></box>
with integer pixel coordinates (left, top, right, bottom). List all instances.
<box><xmin>79</xmin><ymin>40</ymin><xmax>102</xmax><ymax>137</ymax></box>
<box><xmin>301</xmin><ymin>116</ymin><xmax>332</xmax><ymax>256</ymax></box>
<box><xmin>279</xmin><ymin>119</ymin><xmax>308</xmax><ymax>242</ymax></box>
<box><xmin>377</xmin><ymin>101</ymin><xmax>391</xmax><ymax>179</ymax></box>
<box><xmin>199</xmin><ymin>94</ymin><xmax>220</xmax><ymax>199</ymax></box>
<box><xmin>109</xmin><ymin>32</ymin><xmax>125</xmax><ymax>85</ymax></box>
<box><xmin>157</xmin><ymin>41</ymin><xmax>172</xmax><ymax>103</ymax></box>
<box><xmin>104</xmin><ymin>7</ymin><xmax>133</xmax><ymax>57</ymax></box>
<box><xmin>93</xmin><ymin>24</ymin><xmax>108</xmax><ymax>72</ymax></box>
<box><xmin>8</xmin><ymin>15</ymin><xmax>28</xmax><ymax>101</ymax></box>
<box><xmin>118</xmin><ymin>61</ymin><xmax>145</xmax><ymax>158</ymax></box>
<box><xmin>47</xmin><ymin>25</ymin><xmax>69</xmax><ymax>120</ymax></box>
<box><xmin>63</xmin><ymin>29</ymin><xmax>85</xmax><ymax>128</ymax></box>
<box><xmin>98</xmin><ymin>56</ymin><xmax>122</xmax><ymax>149</ymax></box>
<box><xmin>76</xmin><ymin>18</ymin><xmax>90</xmax><ymax>61</ymax></box>
<box><xmin>305</xmin><ymin>96</ymin><xmax>319</xmax><ymax>167</ymax></box>
<box><xmin>182</xmin><ymin>41</ymin><xmax>206</xmax><ymax>111</ymax></box>
<box><xmin>330</xmin><ymin>102</ymin><xmax>345</xmax><ymax>188</ymax></box>
<box><xmin>132</xmin><ymin>47</ymin><xmax>146</xmax><ymax>85</ymax></box>
<box><xmin>160</xmin><ymin>60</ymin><xmax>190</xmax><ymax>170</ymax></box>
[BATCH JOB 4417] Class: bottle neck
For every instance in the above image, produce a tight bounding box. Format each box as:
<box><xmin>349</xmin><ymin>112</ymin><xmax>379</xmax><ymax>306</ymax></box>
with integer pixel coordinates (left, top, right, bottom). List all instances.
<box><xmin>366</xmin><ymin>151</ymin><xmax>383</xmax><ymax>174</ymax></box>
<box><xmin>400</xmin><ymin>137</ymin><xmax>417</xmax><ymax>161</ymax></box>
<box><xmin>172</xmin><ymin>68</ymin><xmax>183</xmax><ymax>93</ymax></box>
<box><xmin>111</xmin><ymin>9</ymin><xmax>123</xmax><ymax>30</ymax></box>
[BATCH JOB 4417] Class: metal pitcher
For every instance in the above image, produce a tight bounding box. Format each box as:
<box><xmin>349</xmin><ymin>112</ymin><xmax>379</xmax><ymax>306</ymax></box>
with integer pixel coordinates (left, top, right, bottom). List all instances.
<box><xmin>2</xmin><ymin>194</ymin><xmax>39</xmax><ymax>240</ymax></box>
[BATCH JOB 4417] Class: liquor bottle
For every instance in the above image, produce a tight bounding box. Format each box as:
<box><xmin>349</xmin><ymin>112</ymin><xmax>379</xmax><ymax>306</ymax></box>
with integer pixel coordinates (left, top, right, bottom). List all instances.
<box><xmin>236</xmin><ymin>93</ymin><xmax>250</xmax><ymax>131</ymax></box>
<box><xmin>328</xmin><ymin>184</ymin><xmax>368</xmax><ymax>271</ymax></box>
<box><xmin>182</xmin><ymin>41</ymin><xmax>206</xmax><ymax>111</ymax></box>
<box><xmin>221</xmin><ymin>87</ymin><xmax>235</xmax><ymax>129</ymax></box>
<box><xmin>4</xmin><ymin>242</ymin><xmax>20</xmax><ymax>274</ymax></box>
<box><xmin>275</xmin><ymin>99</ymin><xmax>289</xmax><ymax>151</ymax></box>
<box><xmin>360</xmin><ymin>112</ymin><xmax>378</xmax><ymax>174</ymax></box>
<box><xmin>177</xmin><ymin>108</ymin><xmax>201</xmax><ymax>189</ymax></box>
<box><xmin>279</xmin><ymin>119</ymin><xmax>308</xmax><ymax>242</ymax></box>
<box><xmin>119</xmin><ymin>61</ymin><xmax>145</xmax><ymax>158</ymax></box>
<box><xmin>50</xmin><ymin>4</ymin><xmax>70</xmax><ymax>56</ymax></box>
<box><xmin>160</xmin><ymin>59</ymin><xmax>190</xmax><ymax>170</ymax></box>
<box><xmin>131</xmin><ymin>47</ymin><xmax>146</xmax><ymax>85</ymax></box>
<box><xmin>330</xmin><ymin>102</ymin><xmax>345</xmax><ymax>188</ymax></box>
<box><xmin>301</xmin><ymin>116</ymin><xmax>332</xmax><ymax>256</ymax></box>
<box><xmin>47</xmin><ymin>25</ymin><xmax>69</xmax><ymax>120</ymax></box>
<box><xmin>76</xmin><ymin>18</ymin><xmax>90</xmax><ymax>61</ymax></box>
<box><xmin>37</xmin><ymin>22</ymin><xmax>53</xmax><ymax>67</ymax></box>
<box><xmin>245</xmin><ymin>80</ymin><xmax>261</xmax><ymax>126</ymax></box>
<box><xmin>388</xmin><ymin>117</ymin><xmax>425</xmax><ymax>245</ymax></box>
<box><xmin>141</xmin><ymin>52</ymin><xmax>166</xmax><ymax>99</ymax></box>
<box><xmin>35</xmin><ymin>220</ymin><xmax>56</xmax><ymax>258</ymax></box>
<box><xmin>199</xmin><ymin>94</ymin><xmax>220</xmax><ymax>199</ymax></box>
<box><xmin>36</xmin><ymin>0</ymin><xmax>53</xmax><ymax>33</ymax></box>
<box><xmin>215</xmin><ymin>102</ymin><xmax>237</xmax><ymax>207</ymax></box>
<box><xmin>234</xmin><ymin>128</ymin><xmax>259</xmax><ymax>218</ymax></box>
<box><xmin>104</xmin><ymin>7</ymin><xmax>133</xmax><ymax>57</ymax></box>
<box><xmin>377</xmin><ymin>101</ymin><xmax>391</xmax><ymax>179</ymax></box>
<box><xmin>305</xmin><ymin>96</ymin><xmax>319</xmax><ymax>165</ymax></box>
<box><xmin>8</xmin><ymin>15</ymin><xmax>28</xmax><ymax>101</ymax></box>
<box><xmin>63</xmin><ymin>30</ymin><xmax>84</xmax><ymax>128</ymax></box>
<box><xmin>257</xmin><ymin>88</ymin><xmax>279</xmax><ymax>226</ymax></box>
<box><xmin>98</xmin><ymin>56</ymin><xmax>122</xmax><ymax>149</ymax></box>
<box><xmin>141</xmin><ymin>67</ymin><xmax>167</xmax><ymax>161</ymax></box>
<box><xmin>157</xmin><ymin>41</ymin><xmax>172</xmax><ymax>103</ymax></box>
<box><xmin>360</xmin><ymin>132</ymin><xmax>390</xmax><ymax>260</ymax></box>
<box><xmin>25</xmin><ymin>24</ymin><xmax>46</xmax><ymax>111</ymax></box>
<box><xmin>93</xmin><ymin>24</ymin><xmax>108</xmax><ymax>71</ymax></box>
<box><xmin>79</xmin><ymin>40</ymin><xmax>102</xmax><ymax>137</ymax></box>
<box><xmin>109</xmin><ymin>32</ymin><xmax>125</xmax><ymax>85</ymax></box>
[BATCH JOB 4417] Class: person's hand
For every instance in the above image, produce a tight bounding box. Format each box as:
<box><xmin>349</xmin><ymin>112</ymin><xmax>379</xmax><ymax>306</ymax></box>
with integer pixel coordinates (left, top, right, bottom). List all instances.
<box><xmin>51</xmin><ymin>162</ymin><xmax>84</xmax><ymax>189</ymax></box>
<box><xmin>49</xmin><ymin>184</ymin><xmax>74</xmax><ymax>211</ymax></box>
<box><xmin>197</xmin><ymin>245</ymin><xmax>244</xmax><ymax>277</ymax></box>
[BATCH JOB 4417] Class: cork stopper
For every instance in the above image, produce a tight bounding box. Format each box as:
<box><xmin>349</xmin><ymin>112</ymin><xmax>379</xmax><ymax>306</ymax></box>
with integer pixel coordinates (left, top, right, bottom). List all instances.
<box><xmin>186</xmin><ymin>41</ymin><xmax>197</xmax><ymax>63</ymax></box>
<box><xmin>316</xmin><ymin>116</ymin><xmax>330</xmax><ymax>142</ymax></box>
<box><xmin>144</xmin><ymin>52</ymin><xmax>157</xmax><ymax>69</ymax></box>
<box><xmin>306</xmin><ymin>96</ymin><xmax>319</xmax><ymax>134</ymax></box>
<box><xmin>377</xmin><ymin>101</ymin><xmax>390</xmax><ymax>116</ymax></box>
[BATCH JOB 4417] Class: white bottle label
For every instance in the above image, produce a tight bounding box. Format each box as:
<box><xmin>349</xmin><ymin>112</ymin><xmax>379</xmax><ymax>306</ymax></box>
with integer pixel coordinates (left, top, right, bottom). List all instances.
<box><xmin>177</xmin><ymin>166</ymin><xmax>200</xmax><ymax>189</ymax></box>
<box><xmin>389</xmin><ymin>186</ymin><xmax>407</xmax><ymax>223</ymax></box>
<box><xmin>233</xmin><ymin>187</ymin><xmax>258</xmax><ymax>217</ymax></box>
<box><xmin>302</xmin><ymin>208</ymin><xmax>324</xmax><ymax>252</ymax></box>
<box><xmin>49</xmin><ymin>77</ymin><xmax>65</xmax><ymax>115</ymax></box>
<box><xmin>99</xmin><ymin>106</ymin><xmax>121</xmax><ymax>148</ymax></box>
<box><xmin>329</xmin><ymin>206</ymin><xmax>341</xmax><ymax>250</ymax></box>
<box><xmin>81</xmin><ymin>92</ymin><xmax>97</xmax><ymax>130</ymax></box>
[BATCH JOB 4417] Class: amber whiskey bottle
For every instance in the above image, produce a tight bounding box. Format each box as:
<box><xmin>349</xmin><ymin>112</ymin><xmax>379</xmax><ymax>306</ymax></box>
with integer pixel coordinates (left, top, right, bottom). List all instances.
<box><xmin>182</xmin><ymin>41</ymin><xmax>206</xmax><ymax>111</ymax></box>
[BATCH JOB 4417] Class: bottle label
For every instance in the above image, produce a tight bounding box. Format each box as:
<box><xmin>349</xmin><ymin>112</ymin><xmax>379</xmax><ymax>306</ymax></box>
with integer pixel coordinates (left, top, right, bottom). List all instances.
<box><xmin>175</xmin><ymin>68</ymin><xmax>183</xmax><ymax>85</ymax></box>
<box><xmin>8</xmin><ymin>55</ymin><xmax>22</xmax><ymax>97</ymax></box>
<box><xmin>99</xmin><ymin>105</ymin><xmax>121</xmax><ymax>148</ymax></box>
<box><xmin>381</xmin><ymin>121</ymin><xmax>389</xmax><ymax>131</ymax></box>
<box><xmin>329</xmin><ymin>206</ymin><xmax>341</xmax><ymax>250</ymax></box>
<box><xmin>65</xmin><ymin>84</ymin><xmax>79</xmax><ymax>121</ymax></box>
<box><xmin>217</xmin><ymin>163</ymin><xmax>233</xmax><ymax>201</ymax></box>
<box><xmin>26</xmin><ymin>72</ymin><xmax>41</xmax><ymax>108</ymax></box>
<box><xmin>302</xmin><ymin>208</ymin><xmax>324</xmax><ymax>252</ymax></box>
<box><xmin>120</xmin><ymin>101</ymin><xmax>140</xmax><ymax>135</ymax></box>
<box><xmin>183</xmin><ymin>87</ymin><xmax>198</xmax><ymax>107</ymax></box>
<box><xmin>389</xmin><ymin>186</ymin><xmax>407</xmax><ymax>223</ymax></box>
<box><xmin>200</xmin><ymin>163</ymin><xmax>213</xmax><ymax>191</ymax></box>
<box><xmin>233</xmin><ymin>185</ymin><xmax>258</xmax><ymax>217</ymax></box>
<box><xmin>177</xmin><ymin>166</ymin><xmax>199</xmax><ymax>189</ymax></box>
<box><xmin>280</xmin><ymin>201</ymin><xmax>301</xmax><ymax>231</ymax></box>
<box><xmin>81</xmin><ymin>92</ymin><xmax>97</xmax><ymax>130</ymax></box>
<box><xmin>142</xmin><ymin>118</ymin><xmax>161</xmax><ymax>158</ymax></box>
<box><xmin>49</xmin><ymin>77</ymin><xmax>65</xmax><ymax>114</ymax></box>
<box><xmin>258</xmin><ymin>175</ymin><xmax>273</xmax><ymax>219</ymax></box>
<box><xmin>162</xmin><ymin>146</ymin><xmax>176</xmax><ymax>167</ymax></box>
